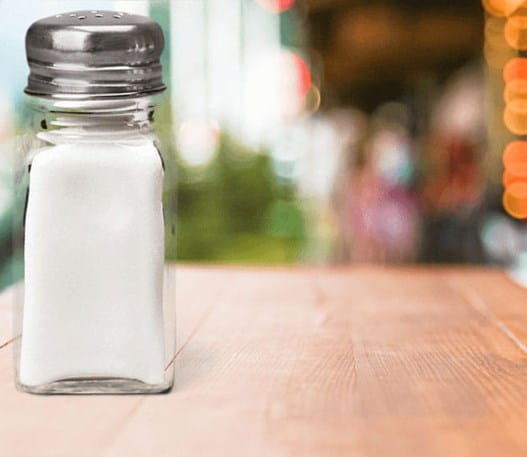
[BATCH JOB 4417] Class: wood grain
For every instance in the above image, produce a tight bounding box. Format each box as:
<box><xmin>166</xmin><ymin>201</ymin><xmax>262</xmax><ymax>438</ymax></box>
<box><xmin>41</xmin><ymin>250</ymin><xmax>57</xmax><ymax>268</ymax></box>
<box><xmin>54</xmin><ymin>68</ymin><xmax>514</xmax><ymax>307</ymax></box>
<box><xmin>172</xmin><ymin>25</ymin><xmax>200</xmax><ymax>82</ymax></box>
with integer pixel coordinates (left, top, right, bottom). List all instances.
<box><xmin>1</xmin><ymin>266</ymin><xmax>527</xmax><ymax>456</ymax></box>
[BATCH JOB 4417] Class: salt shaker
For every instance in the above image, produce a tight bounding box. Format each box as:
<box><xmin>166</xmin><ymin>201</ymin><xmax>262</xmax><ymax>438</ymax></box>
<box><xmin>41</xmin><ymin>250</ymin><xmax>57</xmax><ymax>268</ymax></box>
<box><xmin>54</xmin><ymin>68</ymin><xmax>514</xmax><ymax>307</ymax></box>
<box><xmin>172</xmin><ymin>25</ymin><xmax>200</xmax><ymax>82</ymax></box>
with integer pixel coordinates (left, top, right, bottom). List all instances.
<box><xmin>15</xmin><ymin>11</ymin><xmax>176</xmax><ymax>394</ymax></box>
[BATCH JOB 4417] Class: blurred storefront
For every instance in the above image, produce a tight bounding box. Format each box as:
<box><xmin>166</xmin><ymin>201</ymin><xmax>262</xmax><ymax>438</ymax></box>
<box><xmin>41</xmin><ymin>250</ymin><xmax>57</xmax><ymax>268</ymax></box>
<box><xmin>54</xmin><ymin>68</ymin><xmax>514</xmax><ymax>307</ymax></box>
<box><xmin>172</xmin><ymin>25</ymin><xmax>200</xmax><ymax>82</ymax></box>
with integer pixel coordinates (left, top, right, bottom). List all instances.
<box><xmin>4</xmin><ymin>0</ymin><xmax>526</xmax><ymax>284</ymax></box>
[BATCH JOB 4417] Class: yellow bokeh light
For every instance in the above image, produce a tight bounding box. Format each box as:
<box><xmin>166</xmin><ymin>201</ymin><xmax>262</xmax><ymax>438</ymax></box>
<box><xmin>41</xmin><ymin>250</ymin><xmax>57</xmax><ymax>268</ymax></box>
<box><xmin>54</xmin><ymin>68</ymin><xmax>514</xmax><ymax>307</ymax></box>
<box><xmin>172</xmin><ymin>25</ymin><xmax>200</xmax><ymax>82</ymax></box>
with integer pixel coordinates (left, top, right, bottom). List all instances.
<box><xmin>303</xmin><ymin>84</ymin><xmax>321</xmax><ymax>114</ymax></box>
<box><xmin>483</xmin><ymin>0</ymin><xmax>525</xmax><ymax>17</ymax></box>
<box><xmin>505</xmin><ymin>14</ymin><xmax>527</xmax><ymax>49</ymax></box>
<box><xmin>504</xmin><ymin>100</ymin><xmax>527</xmax><ymax>134</ymax></box>
<box><xmin>503</xmin><ymin>182</ymin><xmax>527</xmax><ymax>218</ymax></box>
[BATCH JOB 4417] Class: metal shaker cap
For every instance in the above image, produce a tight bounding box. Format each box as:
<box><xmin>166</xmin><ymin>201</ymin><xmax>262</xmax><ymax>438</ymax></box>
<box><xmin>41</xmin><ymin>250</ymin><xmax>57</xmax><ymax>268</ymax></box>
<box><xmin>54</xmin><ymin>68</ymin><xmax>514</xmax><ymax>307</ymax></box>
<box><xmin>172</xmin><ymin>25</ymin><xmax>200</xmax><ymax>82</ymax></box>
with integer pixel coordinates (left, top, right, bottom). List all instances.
<box><xmin>25</xmin><ymin>10</ymin><xmax>166</xmax><ymax>100</ymax></box>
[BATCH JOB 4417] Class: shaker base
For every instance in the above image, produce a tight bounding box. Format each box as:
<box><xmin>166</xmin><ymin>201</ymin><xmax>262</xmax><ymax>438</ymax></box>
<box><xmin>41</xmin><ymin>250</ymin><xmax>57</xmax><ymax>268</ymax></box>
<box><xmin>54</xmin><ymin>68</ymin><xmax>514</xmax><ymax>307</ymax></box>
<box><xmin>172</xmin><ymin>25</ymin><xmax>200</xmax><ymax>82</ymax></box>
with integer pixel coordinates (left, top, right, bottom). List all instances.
<box><xmin>16</xmin><ymin>377</ymin><xmax>173</xmax><ymax>395</ymax></box>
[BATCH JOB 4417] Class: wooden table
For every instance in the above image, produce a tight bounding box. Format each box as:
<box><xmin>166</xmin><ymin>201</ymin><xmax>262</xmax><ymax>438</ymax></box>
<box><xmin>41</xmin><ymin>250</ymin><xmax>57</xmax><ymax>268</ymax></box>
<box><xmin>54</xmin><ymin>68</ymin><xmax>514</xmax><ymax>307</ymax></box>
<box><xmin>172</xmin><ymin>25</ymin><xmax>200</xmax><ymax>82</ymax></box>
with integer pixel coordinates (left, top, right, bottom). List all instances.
<box><xmin>2</xmin><ymin>266</ymin><xmax>527</xmax><ymax>456</ymax></box>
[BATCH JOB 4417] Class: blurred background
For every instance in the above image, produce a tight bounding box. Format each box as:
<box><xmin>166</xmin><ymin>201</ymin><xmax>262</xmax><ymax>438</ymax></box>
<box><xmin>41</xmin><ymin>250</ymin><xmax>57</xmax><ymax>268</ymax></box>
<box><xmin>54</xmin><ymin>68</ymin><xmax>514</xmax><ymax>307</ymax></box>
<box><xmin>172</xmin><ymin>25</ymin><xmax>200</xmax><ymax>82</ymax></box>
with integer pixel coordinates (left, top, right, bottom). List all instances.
<box><xmin>1</xmin><ymin>0</ymin><xmax>525</xmax><ymax>288</ymax></box>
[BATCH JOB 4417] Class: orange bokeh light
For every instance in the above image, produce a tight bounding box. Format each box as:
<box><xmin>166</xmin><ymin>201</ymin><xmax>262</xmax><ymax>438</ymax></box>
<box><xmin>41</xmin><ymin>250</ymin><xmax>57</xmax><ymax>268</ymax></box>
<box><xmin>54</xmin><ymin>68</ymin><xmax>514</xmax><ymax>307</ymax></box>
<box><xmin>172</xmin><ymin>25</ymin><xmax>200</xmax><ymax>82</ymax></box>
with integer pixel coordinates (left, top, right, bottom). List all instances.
<box><xmin>483</xmin><ymin>0</ymin><xmax>525</xmax><ymax>17</ymax></box>
<box><xmin>255</xmin><ymin>0</ymin><xmax>295</xmax><ymax>13</ymax></box>
<box><xmin>505</xmin><ymin>14</ymin><xmax>527</xmax><ymax>49</ymax></box>
<box><xmin>503</xmin><ymin>142</ymin><xmax>527</xmax><ymax>186</ymax></box>
<box><xmin>504</xmin><ymin>79</ymin><xmax>527</xmax><ymax>103</ymax></box>
<box><xmin>503</xmin><ymin>182</ymin><xmax>527</xmax><ymax>218</ymax></box>
<box><xmin>503</xmin><ymin>57</ymin><xmax>527</xmax><ymax>82</ymax></box>
<box><xmin>503</xmin><ymin>141</ymin><xmax>527</xmax><ymax>167</ymax></box>
<box><xmin>504</xmin><ymin>99</ymin><xmax>527</xmax><ymax>134</ymax></box>
<box><xmin>503</xmin><ymin>169</ymin><xmax>527</xmax><ymax>186</ymax></box>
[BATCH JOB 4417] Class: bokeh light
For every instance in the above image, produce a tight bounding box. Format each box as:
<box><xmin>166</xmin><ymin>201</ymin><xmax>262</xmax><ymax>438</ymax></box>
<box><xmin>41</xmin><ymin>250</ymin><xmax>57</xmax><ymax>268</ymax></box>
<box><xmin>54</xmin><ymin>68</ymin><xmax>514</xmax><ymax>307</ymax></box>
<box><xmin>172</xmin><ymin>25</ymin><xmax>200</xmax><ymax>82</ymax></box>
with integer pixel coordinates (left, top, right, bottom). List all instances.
<box><xmin>303</xmin><ymin>84</ymin><xmax>321</xmax><ymax>114</ymax></box>
<box><xmin>503</xmin><ymin>141</ymin><xmax>527</xmax><ymax>186</ymax></box>
<box><xmin>287</xmin><ymin>52</ymin><xmax>312</xmax><ymax>99</ymax></box>
<box><xmin>503</xmin><ymin>140</ymin><xmax>527</xmax><ymax>168</ymax></box>
<box><xmin>481</xmin><ymin>214</ymin><xmax>523</xmax><ymax>263</ymax></box>
<box><xmin>505</xmin><ymin>14</ymin><xmax>527</xmax><ymax>49</ymax></box>
<box><xmin>503</xmin><ymin>169</ymin><xmax>527</xmax><ymax>186</ymax></box>
<box><xmin>503</xmin><ymin>57</ymin><xmax>527</xmax><ymax>82</ymax></box>
<box><xmin>483</xmin><ymin>0</ymin><xmax>525</xmax><ymax>17</ymax></box>
<box><xmin>503</xmin><ymin>181</ymin><xmax>527</xmax><ymax>218</ymax></box>
<box><xmin>504</xmin><ymin>79</ymin><xmax>527</xmax><ymax>102</ymax></box>
<box><xmin>176</xmin><ymin>119</ymin><xmax>220</xmax><ymax>167</ymax></box>
<box><xmin>503</xmin><ymin>99</ymin><xmax>527</xmax><ymax>134</ymax></box>
<box><xmin>372</xmin><ymin>129</ymin><xmax>414</xmax><ymax>187</ymax></box>
<box><xmin>254</xmin><ymin>0</ymin><xmax>295</xmax><ymax>14</ymax></box>
<box><xmin>243</xmin><ymin>50</ymin><xmax>312</xmax><ymax>143</ymax></box>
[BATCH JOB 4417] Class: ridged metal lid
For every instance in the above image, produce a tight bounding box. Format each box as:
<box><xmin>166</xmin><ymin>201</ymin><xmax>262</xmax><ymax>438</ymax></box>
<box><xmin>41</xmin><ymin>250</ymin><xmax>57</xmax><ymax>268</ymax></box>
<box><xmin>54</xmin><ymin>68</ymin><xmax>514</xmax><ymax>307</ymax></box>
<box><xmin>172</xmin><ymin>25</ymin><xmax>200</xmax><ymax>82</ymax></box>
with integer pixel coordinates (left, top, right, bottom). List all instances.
<box><xmin>25</xmin><ymin>10</ymin><xmax>166</xmax><ymax>100</ymax></box>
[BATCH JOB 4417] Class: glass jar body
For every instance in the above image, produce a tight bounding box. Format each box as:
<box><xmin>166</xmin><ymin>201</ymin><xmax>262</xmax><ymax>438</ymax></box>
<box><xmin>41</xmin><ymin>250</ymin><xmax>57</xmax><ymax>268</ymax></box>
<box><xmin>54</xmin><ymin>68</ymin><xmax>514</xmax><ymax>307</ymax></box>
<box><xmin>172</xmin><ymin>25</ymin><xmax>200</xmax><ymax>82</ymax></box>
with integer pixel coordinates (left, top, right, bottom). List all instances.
<box><xmin>13</xmin><ymin>97</ymin><xmax>176</xmax><ymax>394</ymax></box>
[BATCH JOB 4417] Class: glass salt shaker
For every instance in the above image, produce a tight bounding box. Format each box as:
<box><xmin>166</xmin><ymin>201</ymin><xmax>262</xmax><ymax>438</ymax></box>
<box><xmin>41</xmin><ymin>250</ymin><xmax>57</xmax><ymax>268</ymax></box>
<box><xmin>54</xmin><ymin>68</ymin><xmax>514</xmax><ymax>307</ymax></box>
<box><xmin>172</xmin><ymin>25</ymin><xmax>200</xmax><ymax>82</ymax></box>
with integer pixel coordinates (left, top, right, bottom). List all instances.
<box><xmin>14</xmin><ymin>11</ymin><xmax>176</xmax><ymax>394</ymax></box>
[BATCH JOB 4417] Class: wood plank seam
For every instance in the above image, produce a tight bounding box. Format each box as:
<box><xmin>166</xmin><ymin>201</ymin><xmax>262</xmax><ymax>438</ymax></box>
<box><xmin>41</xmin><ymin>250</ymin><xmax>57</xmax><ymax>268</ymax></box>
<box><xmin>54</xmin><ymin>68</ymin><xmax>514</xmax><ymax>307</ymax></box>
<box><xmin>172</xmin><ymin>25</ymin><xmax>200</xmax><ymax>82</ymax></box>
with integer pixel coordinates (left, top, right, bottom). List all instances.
<box><xmin>98</xmin><ymin>397</ymin><xmax>146</xmax><ymax>456</ymax></box>
<box><xmin>446</xmin><ymin>276</ymin><xmax>527</xmax><ymax>356</ymax></box>
<box><xmin>164</xmin><ymin>293</ymin><xmax>216</xmax><ymax>370</ymax></box>
<box><xmin>0</xmin><ymin>334</ymin><xmax>20</xmax><ymax>351</ymax></box>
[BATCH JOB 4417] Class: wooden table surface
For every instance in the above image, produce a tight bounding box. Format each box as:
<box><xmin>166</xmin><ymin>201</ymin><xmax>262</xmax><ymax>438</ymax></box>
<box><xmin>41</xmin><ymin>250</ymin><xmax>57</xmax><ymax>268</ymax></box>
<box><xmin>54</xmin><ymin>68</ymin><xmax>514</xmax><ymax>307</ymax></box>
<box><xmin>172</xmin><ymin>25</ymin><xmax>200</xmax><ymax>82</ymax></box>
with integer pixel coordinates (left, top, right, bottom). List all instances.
<box><xmin>2</xmin><ymin>266</ymin><xmax>527</xmax><ymax>456</ymax></box>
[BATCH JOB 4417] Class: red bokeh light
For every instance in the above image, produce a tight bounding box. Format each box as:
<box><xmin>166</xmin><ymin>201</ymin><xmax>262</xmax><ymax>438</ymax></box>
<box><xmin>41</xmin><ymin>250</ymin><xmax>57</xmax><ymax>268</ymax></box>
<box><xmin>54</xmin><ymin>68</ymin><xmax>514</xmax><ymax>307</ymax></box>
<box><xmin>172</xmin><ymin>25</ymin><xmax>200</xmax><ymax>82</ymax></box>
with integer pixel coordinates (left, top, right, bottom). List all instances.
<box><xmin>255</xmin><ymin>0</ymin><xmax>295</xmax><ymax>14</ymax></box>
<box><xmin>289</xmin><ymin>52</ymin><xmax>312</xmax><ymax>99</ymax></box>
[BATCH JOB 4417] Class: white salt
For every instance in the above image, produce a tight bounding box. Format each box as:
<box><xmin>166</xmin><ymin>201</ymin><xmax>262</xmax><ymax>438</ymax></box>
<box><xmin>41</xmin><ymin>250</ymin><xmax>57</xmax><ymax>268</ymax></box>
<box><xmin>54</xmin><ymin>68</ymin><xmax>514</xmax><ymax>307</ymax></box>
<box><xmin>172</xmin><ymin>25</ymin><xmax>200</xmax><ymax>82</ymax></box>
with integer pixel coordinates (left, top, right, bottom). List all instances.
<box><xmin>19</xmin><ymin>137</ymin><xmax>165</xmax><ymax>386</ymax></box>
